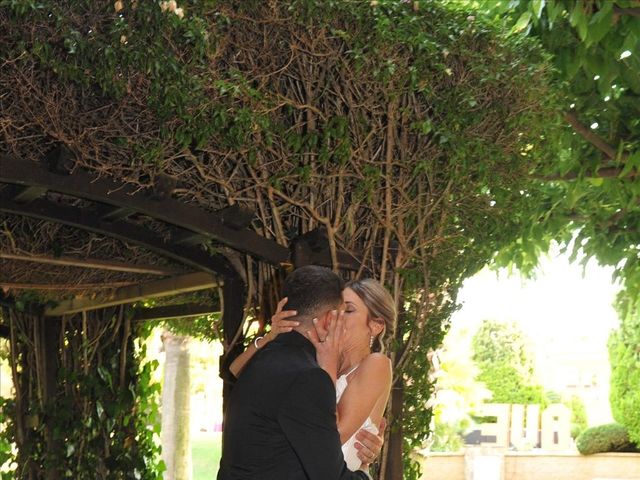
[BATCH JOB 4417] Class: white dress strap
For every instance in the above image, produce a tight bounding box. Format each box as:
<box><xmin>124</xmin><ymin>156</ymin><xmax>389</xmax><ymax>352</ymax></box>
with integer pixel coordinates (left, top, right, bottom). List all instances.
<box><xmin>335</xmin><ymin>364</ymin><xmax>360</xmax><ymax>403</ymax></box>
<box><xmin>342</xmin><ymin>364</ymin><xmax>360</xmax><ymax>378</ymax></box>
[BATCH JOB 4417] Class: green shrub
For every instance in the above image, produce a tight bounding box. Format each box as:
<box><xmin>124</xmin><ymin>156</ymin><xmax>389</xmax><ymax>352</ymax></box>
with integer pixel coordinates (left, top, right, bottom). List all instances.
<box><xmin>565</xmin><ymin>395</ymin><xmax>588</xmax><ymax>440</ymax></box>
<box><xmin>576</xmin><ymin>423</ymin><xmax>640</xmax><ymax>455</ymax></box>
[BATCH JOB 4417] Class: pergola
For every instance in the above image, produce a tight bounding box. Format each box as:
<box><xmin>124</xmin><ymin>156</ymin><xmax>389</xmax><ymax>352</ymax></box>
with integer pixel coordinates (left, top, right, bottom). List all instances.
<box><xmin>0</xmin><ymin>1</ymin><xmax>558</xmax><ymax>476</ymax></box>
<box><xmin>0</xmin><ymin>151</ymin><xmax>367</xmax><ymax>478</ymax></box>
<box><xmin>0</xmin><ymin>150</ymin><xmax>361</xmax><ymax>378</ymax></box>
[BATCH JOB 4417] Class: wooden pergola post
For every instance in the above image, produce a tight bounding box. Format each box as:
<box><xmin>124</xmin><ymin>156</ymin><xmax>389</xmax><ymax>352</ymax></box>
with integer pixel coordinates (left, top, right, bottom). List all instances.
<box><xmin>219</xmin><ymin>275</ymin><xmax>247</xmax><ymax>416</ymax></box>
<box><xmin>40</xmin><ymin>316</ymin><xmax>63</xmax><ymax>480</ymax></box>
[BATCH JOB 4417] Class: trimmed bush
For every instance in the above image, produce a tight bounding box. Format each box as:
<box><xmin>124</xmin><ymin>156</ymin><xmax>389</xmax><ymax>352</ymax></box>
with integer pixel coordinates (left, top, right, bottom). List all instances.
<box><xmin>576</xmin><ymin>423</ymin><xmax>640</xmax><ymax>455</ymax></box>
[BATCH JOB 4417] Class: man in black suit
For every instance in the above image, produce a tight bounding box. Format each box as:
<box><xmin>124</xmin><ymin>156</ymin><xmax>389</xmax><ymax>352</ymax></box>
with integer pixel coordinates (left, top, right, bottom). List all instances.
<box><xmin>218</xmin><ymin>266</ymin><xmax>374</xmax><ymax>480</ymax></box>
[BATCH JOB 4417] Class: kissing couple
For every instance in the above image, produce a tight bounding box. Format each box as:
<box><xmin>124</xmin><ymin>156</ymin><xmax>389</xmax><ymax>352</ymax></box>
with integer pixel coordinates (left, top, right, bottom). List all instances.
<box><xmin>218</xmin><ymin>265</ymin><xmax>395</xmax><ymax>479</ymax></box>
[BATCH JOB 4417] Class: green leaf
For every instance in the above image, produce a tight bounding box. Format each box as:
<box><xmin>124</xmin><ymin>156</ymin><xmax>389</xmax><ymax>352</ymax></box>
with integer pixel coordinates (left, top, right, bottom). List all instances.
<box><xmin>512</xmin><ymin>11</ymin><xmax>532</xmax><ymax>33</ymax></box>
<box><xmin>531</xmin><ymin>0</ymin><xmax>545</xmax><ymax>20</ymax></box>
<box><xmin>569</xmin><ymin>5</ymin><xmax>588</xmax><ymax>41</ymax></box>
<box><xmin>620</xmin><ymin>31</ymin><xmax>638</xmax><ymax>56</ymax></box>
<box><xmin>620</xmin><ymin>65</ymin><xmax>640</xmax><ymax>94</ymax></box>
<box><xmin>587</xmin><ymin>177</ymin><xmax>604</xmax><ymax>187</ymax></box>
<box><xmin>586</xmin><ymin>2</ymin><xmax>613</xmax><ymax>46</ymax></box>
<box><xmin>557</xmin><ymin>47</ymin><xmax>582</xmax><ymax>79</ymax></box>
<box><xmin>585</xmin><ymin>52</ymin><xmax>606</xmax><ymax>76</ymax></box>
<box><xmin>619</xmin><ymin>151</ymin><xmax>640</xmax><ymax>179</ymax></box>
<box><xmin>546</xmin><ymin>0</ymin><xmax>563</xmax><ymax>25</ymax></box>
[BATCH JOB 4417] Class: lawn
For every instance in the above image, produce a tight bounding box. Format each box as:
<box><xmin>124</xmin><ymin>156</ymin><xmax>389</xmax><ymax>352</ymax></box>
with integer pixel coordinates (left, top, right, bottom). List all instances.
<box><xmin>192</xmin><ymin>432</ymin><xmax>222</xmax><ymax>480</ymax></box>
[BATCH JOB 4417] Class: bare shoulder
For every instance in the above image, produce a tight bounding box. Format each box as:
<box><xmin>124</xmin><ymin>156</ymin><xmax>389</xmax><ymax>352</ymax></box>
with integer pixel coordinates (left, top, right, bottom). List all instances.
<box><xmin>358</xmin><ymin>353</ymin><xmax>392</xmax><ymax>379</ymax></box>
<box><xmin>362</xmin><ymin>352</ymin><xmax>392</xmax><ymax>367</ymax></box>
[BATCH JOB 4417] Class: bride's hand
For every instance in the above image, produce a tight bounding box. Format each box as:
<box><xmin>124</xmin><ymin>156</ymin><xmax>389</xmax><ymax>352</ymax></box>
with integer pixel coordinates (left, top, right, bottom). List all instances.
<box><xmin>356</xmin><ymin>417</ymin><xmax>386</xmax><ymax>467</ymax></box>
<box><xmin>264</xmin><ymin>297</ymin><xmax>299</xmax><ymax>343</ymax></box>
<box><xmin>307</xmin><ymin>310</ymin><xmax>345</xmax><ymax>384</ymax></box>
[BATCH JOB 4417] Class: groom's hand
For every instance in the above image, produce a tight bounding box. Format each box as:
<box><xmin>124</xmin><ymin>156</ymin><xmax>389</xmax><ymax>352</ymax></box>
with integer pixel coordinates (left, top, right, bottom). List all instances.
<box><xmin>355</xmin><ymin>417</ymin><xmax>386</xmax><ymax>467</ymax></box>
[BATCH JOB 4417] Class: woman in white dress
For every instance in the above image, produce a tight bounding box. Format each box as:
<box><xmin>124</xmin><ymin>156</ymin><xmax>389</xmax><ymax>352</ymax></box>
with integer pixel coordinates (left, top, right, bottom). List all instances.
<box><xmin>230</xmin><ymin>279</ymin><xmax>395</xmax><ymax>472</ymax></box>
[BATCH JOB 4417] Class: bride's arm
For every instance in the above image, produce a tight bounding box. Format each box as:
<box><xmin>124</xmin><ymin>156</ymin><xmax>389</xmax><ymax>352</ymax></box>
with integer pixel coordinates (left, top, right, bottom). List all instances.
<box><xmin>229</xmin><ymin>298</ymin><xmax>298</xmax><ymax>377</ymax></box>
<box><xmin>229</xmin><ymin>337</ymin><xmax>265</xmax><ymax>378</ymax></box>
<box><xmin>336</xmin><ymin>353</ymin><xmax>392</xmax><ymax>445</ymax></box>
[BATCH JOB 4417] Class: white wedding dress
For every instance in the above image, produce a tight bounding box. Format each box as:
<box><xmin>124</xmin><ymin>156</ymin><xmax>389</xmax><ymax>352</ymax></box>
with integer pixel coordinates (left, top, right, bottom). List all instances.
<box><xmin>335</xmin><ymin>365</ymin><xmax>379</xmax><ymax>472</ymax></box>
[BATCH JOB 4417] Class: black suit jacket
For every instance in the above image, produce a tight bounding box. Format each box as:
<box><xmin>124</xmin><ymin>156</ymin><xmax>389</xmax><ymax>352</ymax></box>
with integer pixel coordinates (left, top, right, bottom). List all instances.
<box><xmin>217</xmin><ymin>331</ymin><xmax>369</xmax><ymax>480</ymax></box>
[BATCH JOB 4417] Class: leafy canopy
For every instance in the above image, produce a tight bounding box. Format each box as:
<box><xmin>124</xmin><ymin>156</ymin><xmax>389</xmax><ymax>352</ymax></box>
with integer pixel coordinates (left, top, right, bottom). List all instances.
<box><xmin>455</xmin><ymin>0</ymin><xmax>640</xmax><ymax>451</ymax></box>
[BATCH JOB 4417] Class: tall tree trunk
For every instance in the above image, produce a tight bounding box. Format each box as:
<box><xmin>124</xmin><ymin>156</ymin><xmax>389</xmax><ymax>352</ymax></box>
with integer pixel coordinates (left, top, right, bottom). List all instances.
<box><xmin>161</xmin><ymin>331</ymin><xmax>192</xmax><ymax>480</ymax></box>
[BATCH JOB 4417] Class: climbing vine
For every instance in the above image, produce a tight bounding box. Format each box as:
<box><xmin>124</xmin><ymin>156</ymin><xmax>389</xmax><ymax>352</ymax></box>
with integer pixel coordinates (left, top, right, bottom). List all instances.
<box><xmin>0</xmin><ymin>305</ymin><xmax>164</xmax><ymax>479</ymax></box>
<box><xmin>0</xmin><ymin>1</ymin><xmax>562</xmax><ymax>477</ymax></box>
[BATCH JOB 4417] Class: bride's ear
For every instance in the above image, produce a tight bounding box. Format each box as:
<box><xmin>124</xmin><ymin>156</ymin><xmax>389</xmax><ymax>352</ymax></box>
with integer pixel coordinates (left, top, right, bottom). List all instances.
<box><xmin>369</xmin><ymin>318</ymin><xmax>384</xmax><ymax>337</ymax></box>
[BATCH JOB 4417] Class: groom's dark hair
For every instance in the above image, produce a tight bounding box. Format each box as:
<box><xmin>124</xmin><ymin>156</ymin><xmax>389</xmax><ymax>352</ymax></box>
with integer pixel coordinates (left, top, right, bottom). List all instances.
<box><xmin>282</xmin><ymin>265</ymin><xmax>344</xmax><ymax>324</ymax></box>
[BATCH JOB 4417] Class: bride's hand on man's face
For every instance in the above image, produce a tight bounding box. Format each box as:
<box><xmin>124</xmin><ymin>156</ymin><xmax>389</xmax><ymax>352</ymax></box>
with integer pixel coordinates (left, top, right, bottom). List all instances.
<box><xmin>265</xmin><ymin>297</ymin><xmax>299</xmax><ymax>342</ymax></box>
<box><xmin>306</xmin><ymin>309</ymin><xmax>345</xmax><ymax>383</ymax></box>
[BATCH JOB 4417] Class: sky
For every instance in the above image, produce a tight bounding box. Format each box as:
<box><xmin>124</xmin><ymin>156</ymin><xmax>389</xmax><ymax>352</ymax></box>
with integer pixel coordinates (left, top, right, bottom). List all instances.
<box><xmin>450</xmin><ymin>245</ymin><xmax>622</xmax><ymax>353</ymax></box>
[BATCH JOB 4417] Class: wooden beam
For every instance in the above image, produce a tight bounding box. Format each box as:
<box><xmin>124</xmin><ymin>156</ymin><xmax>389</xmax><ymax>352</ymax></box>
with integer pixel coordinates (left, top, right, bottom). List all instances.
<box><xmin>45</xmin><ymin>272</ymin><xmax>220</xmax><ymax>316</ymax></box>
<box><xmin>0</xmin><ymin>155</ymin><xmax>289</xmax><ymax>264</ymax></box>
<box><xmin>44</xmin><ymin>145</ymin><xmax>75</xmax><ymax>175</ymax></box>
<box><xmin>0</xmin><ymin>281</ymin><xmax>139</xmax><ymax>290</ymax></box>
<box><xmin>171</xmin><ymin>227</ymin><xmax>209</xmax><ymax>246</ymax></box>
<box><xmin>0</xmin><ymin>252</ymin><xmax>180</xmax><ymax>275</ymax></box>
<box><xmin>291</xmin><ymin>228</ymin><xmax>361</xmax><ymax>270</ymax></box>
<box><xmin>0</xmin><ymin>252</ymin><xmax>183</xmax><ymax>275</ymax></box>
<box><xmin>12</xmin><ymin>186</ymin><xmax>48</xmax><ymax>204</ymax></box>
<box><xmin>131</xmin><ymin>303</ymin><xmax>219</xmax><ymax>322</ymax></box>
<box><xmin>0</xmin><ymin>192</ymin><xmax>237</xmax><ymax>277</ymax></box>
<box><xmin>97</xmin><ymin>205</ymin><xmax>135</xmax><ymax>222</ymax></box>
<box><xmin>221</xmin><ymin>204</ymin><xmax>255</xmax><ymax>230</ymax></box>
<box><xmin>293</xmin><ymin>228</ymin><xmax>328</xmax><ymax>252</ymax></box>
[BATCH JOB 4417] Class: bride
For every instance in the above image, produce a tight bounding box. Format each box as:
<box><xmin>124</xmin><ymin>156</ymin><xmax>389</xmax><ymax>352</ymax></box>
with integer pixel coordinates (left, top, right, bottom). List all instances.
<box><xmin>230</xmin><ymin>278</ymin><xmax>394</xmax><ymax>471</ymax></box>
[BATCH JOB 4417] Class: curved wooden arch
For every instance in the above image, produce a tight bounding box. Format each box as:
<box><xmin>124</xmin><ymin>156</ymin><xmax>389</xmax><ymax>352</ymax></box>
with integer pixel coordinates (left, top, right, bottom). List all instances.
<box><xmin>0</xmin><ymin>191</ymin><xmax>236</xmax><ymax>277</ymax></box>
<box><xmin>0</xmin><ymin>185</ymin><xmax>249</xmax><ymax>374</ymax></box>
<box><xmin>0</xmin><ymin>154</ymin><xmax>362</xmax><ymax>271</ymax></box>
<box><xmin>0</xmin><ymin>154</ymin><xmax>289</xmax><ymax>264</ymax></box>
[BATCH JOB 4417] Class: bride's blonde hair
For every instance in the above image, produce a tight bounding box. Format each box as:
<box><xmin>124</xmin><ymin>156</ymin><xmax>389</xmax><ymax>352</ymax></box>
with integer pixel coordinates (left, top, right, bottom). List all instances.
<box><xmin>345</xmin><ymin>278</ymin><xmax>396</xmax><ymax>353</ymax></box>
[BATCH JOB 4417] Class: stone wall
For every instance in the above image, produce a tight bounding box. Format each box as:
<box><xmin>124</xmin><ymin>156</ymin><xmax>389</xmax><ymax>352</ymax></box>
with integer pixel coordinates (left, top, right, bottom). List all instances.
<box><xmin>419</xmin><ymin>451</ymin><xmax>640</xmax><ymax>480</ymax></box>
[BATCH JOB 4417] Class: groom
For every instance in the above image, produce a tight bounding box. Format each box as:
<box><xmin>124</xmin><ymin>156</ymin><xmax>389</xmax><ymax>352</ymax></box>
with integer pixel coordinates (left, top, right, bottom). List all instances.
<box><xmin>218</xmin><ymin>266</ymin><xmax>380</xmax><ymax>479</ymax></box>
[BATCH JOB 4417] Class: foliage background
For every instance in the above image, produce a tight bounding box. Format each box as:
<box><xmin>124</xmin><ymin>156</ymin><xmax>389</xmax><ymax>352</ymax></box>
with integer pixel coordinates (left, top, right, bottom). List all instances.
<box><xmin>471</xmin><ymin>320</ymin><xmax>546</xmax><ymax>406</ymax></box>
<box><xmin>460</xmin><ymin>0</ymin><xmax>640</xmax><ymax>447</ymax></box>
<box><xmin>0</xmin><ymin>0</ymin><xmax>564</xmax><ymax>477</ymax></box>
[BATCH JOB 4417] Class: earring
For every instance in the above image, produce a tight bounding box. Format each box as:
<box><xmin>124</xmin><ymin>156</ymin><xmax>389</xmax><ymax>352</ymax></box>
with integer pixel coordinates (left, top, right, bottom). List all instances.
<box><xmin>369</xmin><ymin>335</ymin><xmax>374</xmax><ymax>349</ymax></box>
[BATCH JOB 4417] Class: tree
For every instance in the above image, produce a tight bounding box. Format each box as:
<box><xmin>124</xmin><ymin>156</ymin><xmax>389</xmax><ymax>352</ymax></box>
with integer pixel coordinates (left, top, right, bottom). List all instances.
<box><xmin>429</xmin><ymin>326</ymin><xmax>491</xmax><ymax>452</ymax></box>
<box><xmin>609</xmin><ymin>296</ymin><xmax>640</xmax><ymax>445</ymax></box>
<box><xmin>160</xmin><ymin>332</ymin><xmax>192</xmax><ymax>480</ymax></box>
<box><xmin>461</xmin><ymin>0</ymin><xmax>640</xmax><ymax>452</ymax></box>
<box><xmin>471</xmin><ymin>320</ymin><xmax>546</xmax><ymax>405</ymax></box>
